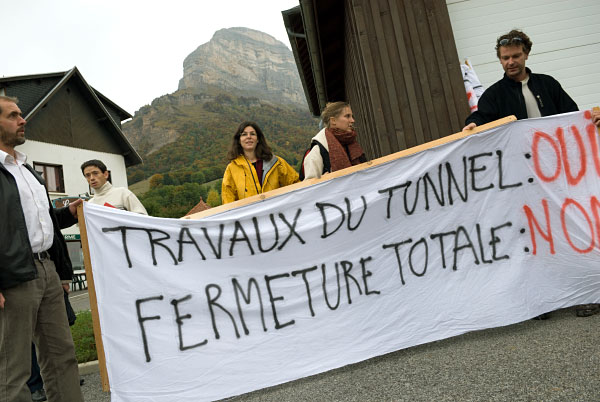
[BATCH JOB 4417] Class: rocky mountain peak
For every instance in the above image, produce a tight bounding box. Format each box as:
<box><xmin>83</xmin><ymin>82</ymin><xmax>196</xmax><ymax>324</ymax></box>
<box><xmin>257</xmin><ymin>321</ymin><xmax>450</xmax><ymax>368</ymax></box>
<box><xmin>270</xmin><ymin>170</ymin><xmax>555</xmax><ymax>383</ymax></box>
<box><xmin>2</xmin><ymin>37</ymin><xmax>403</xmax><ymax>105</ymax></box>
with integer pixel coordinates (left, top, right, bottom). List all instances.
<box><xmin>178</xmin><ymin>27</ymin><xmax>305</xmax><ymax>106</ymax></box>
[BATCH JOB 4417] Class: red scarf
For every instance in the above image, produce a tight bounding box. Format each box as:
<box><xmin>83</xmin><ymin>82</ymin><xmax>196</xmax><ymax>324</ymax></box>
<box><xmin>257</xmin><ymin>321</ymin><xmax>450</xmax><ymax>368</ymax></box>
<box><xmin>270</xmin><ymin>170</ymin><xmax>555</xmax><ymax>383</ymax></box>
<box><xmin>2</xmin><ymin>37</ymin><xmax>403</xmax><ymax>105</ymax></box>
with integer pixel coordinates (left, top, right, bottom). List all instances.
<box><xmin>325</xmin><ymin>128</ymin><xmax>365</xmax><ymax>172</ymax></box>
<box><xmin>252</xmin><ymin>160</ymin><xmax>264</xmax><ymax>186</ymax></box>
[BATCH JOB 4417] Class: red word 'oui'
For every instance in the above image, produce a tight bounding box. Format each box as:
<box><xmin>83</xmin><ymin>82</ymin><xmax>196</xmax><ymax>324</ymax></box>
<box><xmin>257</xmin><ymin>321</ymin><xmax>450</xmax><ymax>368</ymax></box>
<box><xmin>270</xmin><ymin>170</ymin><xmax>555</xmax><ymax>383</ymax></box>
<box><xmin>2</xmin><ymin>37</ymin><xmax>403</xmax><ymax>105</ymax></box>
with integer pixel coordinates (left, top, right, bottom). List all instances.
<box><xmin>531</xmin><ymin>121</ymin><xmax>600</xmax><ymax>186</ymax></box>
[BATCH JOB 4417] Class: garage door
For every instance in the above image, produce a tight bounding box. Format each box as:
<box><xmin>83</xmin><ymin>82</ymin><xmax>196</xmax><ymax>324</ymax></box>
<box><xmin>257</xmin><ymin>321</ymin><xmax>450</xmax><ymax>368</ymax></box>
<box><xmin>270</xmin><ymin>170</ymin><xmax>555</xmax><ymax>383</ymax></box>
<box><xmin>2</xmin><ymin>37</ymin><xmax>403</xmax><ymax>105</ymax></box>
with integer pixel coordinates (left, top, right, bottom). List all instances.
<box><xmin>447</xmin><ymin>0</ymin><xmax>600</xmax><ymax>111</ymax></box>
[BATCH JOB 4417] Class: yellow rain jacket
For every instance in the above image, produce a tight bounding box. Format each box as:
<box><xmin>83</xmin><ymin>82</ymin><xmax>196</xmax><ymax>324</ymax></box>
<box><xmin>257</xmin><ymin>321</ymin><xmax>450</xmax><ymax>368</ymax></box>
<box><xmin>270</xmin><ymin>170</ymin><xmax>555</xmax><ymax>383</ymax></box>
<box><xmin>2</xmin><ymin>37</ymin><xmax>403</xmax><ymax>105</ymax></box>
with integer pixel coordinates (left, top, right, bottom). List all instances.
<box><xmin>221</xmin><ymin>155</ymin><xmax>299</xmax><ymax>204</ymax></box>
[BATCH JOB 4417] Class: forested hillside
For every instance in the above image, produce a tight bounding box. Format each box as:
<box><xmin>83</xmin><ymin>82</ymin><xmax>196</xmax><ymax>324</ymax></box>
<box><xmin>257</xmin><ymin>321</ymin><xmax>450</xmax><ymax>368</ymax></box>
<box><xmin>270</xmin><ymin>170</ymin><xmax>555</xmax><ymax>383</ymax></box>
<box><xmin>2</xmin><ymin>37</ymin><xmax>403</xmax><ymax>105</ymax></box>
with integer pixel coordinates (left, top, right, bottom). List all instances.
<box><xmin>122</xmin><ymin>27</ymin><xmax>318</xmax><ymax>217</ymax></box>
<box><xmin>126</xmin><ymin>91</ymin><xmax>316</xmax><ymax>185</ymax></box>
<box><xmin>124</xmin><ymin>91</ymin><xmax>317</xmax><ymax>217</ymax></box>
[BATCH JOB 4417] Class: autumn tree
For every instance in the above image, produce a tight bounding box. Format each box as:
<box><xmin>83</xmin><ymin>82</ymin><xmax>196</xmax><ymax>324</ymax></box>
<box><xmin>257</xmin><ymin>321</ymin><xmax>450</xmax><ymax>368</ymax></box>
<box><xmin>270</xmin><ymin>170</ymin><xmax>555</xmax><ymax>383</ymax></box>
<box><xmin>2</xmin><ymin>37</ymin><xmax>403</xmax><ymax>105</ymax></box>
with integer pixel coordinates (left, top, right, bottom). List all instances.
<box><xmin>149</xmin><ymin>173</ymin><xmax>164</xmax><ymax>189</ymax></box>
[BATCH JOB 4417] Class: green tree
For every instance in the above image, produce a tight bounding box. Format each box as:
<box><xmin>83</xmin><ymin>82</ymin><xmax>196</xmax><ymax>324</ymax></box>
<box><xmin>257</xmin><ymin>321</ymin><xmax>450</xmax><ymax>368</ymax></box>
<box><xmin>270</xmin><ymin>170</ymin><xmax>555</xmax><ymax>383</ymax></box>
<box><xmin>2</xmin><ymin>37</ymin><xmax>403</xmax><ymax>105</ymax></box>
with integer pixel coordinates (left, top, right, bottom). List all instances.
<box><xmin>128</xmin><ymin>169</ymin><xmax>145</xmax><ymax>184</ymax></box>
<box><xmin>212</xmin><ymin>179</ymin><xmax>222</xmax><ymax>195</ymax></box>
<box><xmin>208</xmin><ymin>166</ymin><xmax>223</xmax><ymax>181</ymax></box>
<box><xmin>206</xmin><ymin>189</ymin><xmax>221</xmax><ymax>207</ymax></box>
<box><xmin>191</xmin><ymin>171</ymin><xmax>205</xmax><ymax>184</ymax></box>
<box><xmin>198</xmin><ymin>184</ymin><xmax>209</xmax><ymax>202</ymax></box>
<box><xmin>163</xmin><ymin>173</ymin><xmax>176</xmax><ymax>186</ymax></box>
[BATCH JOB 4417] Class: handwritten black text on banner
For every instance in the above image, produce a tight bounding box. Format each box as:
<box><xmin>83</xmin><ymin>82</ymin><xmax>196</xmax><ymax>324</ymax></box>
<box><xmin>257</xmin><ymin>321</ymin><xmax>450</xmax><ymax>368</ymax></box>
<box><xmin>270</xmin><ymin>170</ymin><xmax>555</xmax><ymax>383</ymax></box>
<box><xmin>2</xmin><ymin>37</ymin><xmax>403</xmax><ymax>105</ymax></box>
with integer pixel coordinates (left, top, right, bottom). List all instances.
<box><xmin>84</xmin><ymin>110</ymin><xmax>600</xmax><ymax>402</ymax></box>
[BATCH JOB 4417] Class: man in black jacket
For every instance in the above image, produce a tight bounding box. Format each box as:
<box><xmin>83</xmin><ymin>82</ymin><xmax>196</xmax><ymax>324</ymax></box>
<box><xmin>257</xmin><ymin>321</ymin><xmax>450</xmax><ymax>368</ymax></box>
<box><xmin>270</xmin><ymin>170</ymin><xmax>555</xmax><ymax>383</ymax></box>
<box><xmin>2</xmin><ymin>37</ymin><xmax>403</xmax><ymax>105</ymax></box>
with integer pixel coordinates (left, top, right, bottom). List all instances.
<box><xmin>0</xmin><ymin>96</ymin><xmax>84</xmax><ymax>401</ymax></box>
<box><xmin>463</xmin><ymin>30</ymin><xmax>600</xmax><ymax>129</ymax></box>
<box><xmin>463</xmin><ymin>29</ymin><xmax>581</xmax><ymax>129</ymax></box>
<box><xmin>463</xmin><ymin>31</ymin><xmax>600</xmax><ymax>318</ymax></box>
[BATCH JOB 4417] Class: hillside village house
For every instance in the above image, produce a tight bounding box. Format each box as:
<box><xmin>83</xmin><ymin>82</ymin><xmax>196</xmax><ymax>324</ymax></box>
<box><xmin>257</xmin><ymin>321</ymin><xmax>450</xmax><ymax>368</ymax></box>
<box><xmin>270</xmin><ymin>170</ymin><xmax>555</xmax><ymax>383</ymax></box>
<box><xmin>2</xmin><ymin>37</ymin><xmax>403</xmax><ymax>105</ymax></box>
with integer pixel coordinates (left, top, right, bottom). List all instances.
<box><xmin>283</xmin><ymin>0</ymin><xmax>599</xmax><ymax>158</ymax></box>
<box><xmin>0</xmin><ymin>67</ymin><xmax>141</xmax><ymax>274</ymax></box>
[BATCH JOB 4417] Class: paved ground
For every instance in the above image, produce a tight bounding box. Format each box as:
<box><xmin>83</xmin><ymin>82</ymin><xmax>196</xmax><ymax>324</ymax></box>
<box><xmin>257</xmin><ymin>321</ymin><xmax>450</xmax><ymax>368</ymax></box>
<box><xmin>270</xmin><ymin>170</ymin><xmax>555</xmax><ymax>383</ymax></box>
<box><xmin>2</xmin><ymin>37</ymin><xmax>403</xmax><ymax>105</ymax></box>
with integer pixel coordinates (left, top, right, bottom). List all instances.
<box><xmin>70</xmin><ymin>288</ymin><xmax>93</xmax><ymax>314</ymax></box>
<box><xmin>71</xmin><ymin>290</ymin><xmax>600</xmax><ymax>401</ymax></box>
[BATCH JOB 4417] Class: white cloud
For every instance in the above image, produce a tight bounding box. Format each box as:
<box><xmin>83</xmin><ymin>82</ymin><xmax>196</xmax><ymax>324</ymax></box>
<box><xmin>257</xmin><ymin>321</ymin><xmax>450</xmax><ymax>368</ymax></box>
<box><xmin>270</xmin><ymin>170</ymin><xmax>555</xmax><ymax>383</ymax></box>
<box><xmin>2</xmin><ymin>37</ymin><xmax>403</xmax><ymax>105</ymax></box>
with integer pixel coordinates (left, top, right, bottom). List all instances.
<box><xmin>2</xmin><ymin>0</ymin><xmax>300</xmax><ymax>113</ymax></box>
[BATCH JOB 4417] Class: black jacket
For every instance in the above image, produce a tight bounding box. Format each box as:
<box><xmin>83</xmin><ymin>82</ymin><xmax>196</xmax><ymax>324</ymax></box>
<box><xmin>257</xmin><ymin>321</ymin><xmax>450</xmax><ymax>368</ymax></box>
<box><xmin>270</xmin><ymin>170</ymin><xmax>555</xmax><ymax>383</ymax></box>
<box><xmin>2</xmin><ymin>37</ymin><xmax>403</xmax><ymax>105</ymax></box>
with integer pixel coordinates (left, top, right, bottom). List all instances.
<box><xmin>0</xmin><ymin>162</ymin><xmax>77</xmax><ymax>290</ymax></box>
<box><xmin>465</xmin><ymin>68</ymin><xmax>578</xmax><ymax>126</ymax></box>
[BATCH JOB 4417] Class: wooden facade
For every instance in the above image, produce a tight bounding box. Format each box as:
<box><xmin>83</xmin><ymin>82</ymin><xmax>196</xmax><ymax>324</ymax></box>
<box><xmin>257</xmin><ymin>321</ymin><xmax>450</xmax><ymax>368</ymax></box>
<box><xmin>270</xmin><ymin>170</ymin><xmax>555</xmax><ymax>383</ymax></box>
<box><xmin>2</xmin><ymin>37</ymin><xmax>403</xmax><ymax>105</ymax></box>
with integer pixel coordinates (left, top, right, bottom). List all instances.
<box><xmin>284</xmin><ymin>0</ymin><xmax>469</xmax><ymax>159</ymax></box>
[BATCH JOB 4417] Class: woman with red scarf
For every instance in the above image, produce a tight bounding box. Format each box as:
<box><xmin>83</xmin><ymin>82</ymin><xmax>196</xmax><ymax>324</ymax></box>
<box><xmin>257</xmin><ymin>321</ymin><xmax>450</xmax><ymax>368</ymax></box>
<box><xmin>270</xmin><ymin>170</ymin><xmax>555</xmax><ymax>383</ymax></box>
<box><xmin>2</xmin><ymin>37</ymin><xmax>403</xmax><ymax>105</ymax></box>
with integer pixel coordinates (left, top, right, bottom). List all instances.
<box><xmin>302</xmin><ymin>102</ymin><xmax>366</xmax><ymax>179</ymax></box>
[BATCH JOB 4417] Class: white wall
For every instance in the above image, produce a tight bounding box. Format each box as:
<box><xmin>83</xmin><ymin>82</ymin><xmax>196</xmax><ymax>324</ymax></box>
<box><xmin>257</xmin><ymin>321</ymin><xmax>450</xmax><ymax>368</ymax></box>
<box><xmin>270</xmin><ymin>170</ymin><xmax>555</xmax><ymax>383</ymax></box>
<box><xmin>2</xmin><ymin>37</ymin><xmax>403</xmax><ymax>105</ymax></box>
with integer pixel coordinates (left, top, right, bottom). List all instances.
<box><xmin>447</xmin><ymin>0</ymin><xmax>600</xmax><ymax>110</ymax></box>
<box><xmin>16</xmin><ymin>140</ymin><xmax>129</xmax><ymax>235</ymax></box>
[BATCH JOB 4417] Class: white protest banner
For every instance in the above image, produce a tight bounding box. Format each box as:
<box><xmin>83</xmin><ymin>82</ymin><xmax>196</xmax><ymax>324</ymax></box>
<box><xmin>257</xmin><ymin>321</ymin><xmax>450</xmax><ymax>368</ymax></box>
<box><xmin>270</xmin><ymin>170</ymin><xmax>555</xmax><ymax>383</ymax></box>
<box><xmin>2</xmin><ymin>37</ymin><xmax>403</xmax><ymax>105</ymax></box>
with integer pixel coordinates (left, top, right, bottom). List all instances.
<box><xmin>83</xmin><ymin>111</ymin><xmax>600</xmax><ymax>402</ymax></box>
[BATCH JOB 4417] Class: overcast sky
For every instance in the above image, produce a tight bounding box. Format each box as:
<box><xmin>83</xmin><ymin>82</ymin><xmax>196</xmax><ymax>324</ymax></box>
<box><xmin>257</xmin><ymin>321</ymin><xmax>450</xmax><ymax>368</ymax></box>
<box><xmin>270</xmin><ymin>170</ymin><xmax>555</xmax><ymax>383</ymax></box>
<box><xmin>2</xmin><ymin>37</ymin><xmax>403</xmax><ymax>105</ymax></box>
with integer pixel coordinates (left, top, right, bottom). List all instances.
<box><xmin>2</xmin><ymin>0</ymin><xmax>300</xmax><ymax>115</ymax></box>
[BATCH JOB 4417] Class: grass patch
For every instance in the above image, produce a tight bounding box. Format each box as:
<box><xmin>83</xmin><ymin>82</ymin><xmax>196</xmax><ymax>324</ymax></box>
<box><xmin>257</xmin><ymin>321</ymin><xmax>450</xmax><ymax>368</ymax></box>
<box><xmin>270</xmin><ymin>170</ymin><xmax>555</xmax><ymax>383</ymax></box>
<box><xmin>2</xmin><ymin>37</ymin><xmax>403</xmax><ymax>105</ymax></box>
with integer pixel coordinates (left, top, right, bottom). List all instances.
<box><xmin>70</xmin><ymin>310</ymin><xmax>97</xmax><ymax>363</ymax></box>
<box><xmin>129</xmin><ymin>179</ymin><xmax>150</xmax><ymax>196</ymax></box>
<box><xmin>129</xmin><ymin>177</ymin><xmax>221</xmax><ymax>198</ymax></box>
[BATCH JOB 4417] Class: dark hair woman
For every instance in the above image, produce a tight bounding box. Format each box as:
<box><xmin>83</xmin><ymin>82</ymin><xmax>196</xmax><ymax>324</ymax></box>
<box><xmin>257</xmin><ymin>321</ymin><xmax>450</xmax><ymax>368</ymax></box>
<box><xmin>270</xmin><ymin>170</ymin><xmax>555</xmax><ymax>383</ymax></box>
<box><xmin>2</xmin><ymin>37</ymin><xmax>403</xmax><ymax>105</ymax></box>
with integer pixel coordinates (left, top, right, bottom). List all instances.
<box><xmin>302</xmin><ymin>102</ymin><xmax>366</xmax><ymax>179</ymax></box>
<box><xmin>221</xmin><ymin>121</ymin><xmax>299</xmax><ymax>204</ymax></box>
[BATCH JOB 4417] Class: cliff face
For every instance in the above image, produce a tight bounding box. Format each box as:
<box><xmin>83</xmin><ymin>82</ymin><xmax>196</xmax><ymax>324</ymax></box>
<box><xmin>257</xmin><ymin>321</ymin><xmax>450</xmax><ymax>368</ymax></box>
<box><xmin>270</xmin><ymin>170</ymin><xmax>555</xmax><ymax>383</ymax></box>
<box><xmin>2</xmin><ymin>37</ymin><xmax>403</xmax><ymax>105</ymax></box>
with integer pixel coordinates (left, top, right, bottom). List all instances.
<box><xmin>122</xmin><ymin>27</ymin><xmax>315</xmax><ymax>182</ymax></box>
<box><xmin>122</xmin><ymin>98</ymin><xmax>182</xmax><ymax>155</ymax></box>
<box><xmin>178</xmin><ymin>27</ymin><xmax>305</xmax><ymax>106</ymax></box>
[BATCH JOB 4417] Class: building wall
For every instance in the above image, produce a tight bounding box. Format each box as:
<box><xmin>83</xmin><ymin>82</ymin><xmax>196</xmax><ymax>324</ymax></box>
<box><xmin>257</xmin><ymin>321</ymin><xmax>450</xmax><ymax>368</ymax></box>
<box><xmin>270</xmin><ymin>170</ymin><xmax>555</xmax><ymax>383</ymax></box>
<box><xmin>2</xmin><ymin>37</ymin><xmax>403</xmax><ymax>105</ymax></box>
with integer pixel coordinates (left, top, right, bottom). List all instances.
<box><xmin>16</xmin><ymin>140</ymin><xmax>129</xmax><ymax>235</ymax></box>
<box><xmin>448</xmin><ymin>0</ymin><xmax>600</xmax><ymax>110</ymax></box>
<box><xmin>344</xmin><ymin>0</ymin><xmax>469</xmax><ymax>159</ymax></box>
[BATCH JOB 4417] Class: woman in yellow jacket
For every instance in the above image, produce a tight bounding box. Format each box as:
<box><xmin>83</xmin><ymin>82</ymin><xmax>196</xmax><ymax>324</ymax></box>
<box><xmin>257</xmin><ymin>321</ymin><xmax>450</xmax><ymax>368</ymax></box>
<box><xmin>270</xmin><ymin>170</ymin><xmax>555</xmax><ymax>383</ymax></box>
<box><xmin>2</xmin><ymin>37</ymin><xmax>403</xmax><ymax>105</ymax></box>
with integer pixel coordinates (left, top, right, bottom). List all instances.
<box><xmin>221</xmin><ymin>121</ymin><xmax>299</xmax><ymax>204</ymax></box>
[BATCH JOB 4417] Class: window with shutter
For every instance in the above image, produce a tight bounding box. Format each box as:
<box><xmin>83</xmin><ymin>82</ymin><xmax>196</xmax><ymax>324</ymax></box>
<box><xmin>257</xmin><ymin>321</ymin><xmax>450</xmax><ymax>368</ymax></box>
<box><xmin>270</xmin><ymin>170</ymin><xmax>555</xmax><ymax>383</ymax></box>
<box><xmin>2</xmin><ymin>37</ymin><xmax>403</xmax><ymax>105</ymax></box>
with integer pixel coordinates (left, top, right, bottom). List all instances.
<box><xmin>33</xmin><ymin>162</ymin><xmax>65</xmax><ymax>193</ymax></box>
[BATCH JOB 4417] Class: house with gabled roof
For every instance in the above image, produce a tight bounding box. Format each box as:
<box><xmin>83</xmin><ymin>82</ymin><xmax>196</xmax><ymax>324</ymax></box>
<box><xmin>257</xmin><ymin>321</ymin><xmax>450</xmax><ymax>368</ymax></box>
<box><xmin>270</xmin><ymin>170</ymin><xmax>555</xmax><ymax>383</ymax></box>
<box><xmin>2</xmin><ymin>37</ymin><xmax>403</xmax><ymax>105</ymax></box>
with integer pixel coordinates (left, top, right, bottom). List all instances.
<box><xmin>184</xmin><ymin>197</ymin><xmax>211</xmax><ymax>216</ymax></box>
<box><xmin>0</xmin><ymin>66</ymin><xmax>142</xmax><ymax>270</ymax></box>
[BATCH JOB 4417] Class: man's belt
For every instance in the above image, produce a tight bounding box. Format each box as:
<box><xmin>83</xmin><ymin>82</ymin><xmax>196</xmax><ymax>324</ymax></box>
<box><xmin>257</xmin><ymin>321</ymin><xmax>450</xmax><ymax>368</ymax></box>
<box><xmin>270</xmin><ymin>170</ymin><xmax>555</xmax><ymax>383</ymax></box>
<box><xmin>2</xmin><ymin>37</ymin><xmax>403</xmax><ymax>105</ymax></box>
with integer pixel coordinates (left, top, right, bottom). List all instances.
<box><xmin>33</xmin><ymin>251</ymin><xmax>50</xmax><ymax>261</ymax></box>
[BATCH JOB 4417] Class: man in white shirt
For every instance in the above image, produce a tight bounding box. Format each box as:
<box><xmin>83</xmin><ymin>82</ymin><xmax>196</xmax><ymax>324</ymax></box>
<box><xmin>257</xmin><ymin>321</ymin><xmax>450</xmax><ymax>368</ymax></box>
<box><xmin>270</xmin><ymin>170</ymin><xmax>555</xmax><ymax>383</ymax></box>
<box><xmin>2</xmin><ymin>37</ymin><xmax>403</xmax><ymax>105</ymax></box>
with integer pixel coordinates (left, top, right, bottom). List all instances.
<box><xmin>0</xmin><ymin>96</ymin><xmax>84</xmax><ymax>401</ymax></box>
<box><xmin>81</xmin><ymin>159</ymin><xmax>148</xmax><ymax>215</ymax></box>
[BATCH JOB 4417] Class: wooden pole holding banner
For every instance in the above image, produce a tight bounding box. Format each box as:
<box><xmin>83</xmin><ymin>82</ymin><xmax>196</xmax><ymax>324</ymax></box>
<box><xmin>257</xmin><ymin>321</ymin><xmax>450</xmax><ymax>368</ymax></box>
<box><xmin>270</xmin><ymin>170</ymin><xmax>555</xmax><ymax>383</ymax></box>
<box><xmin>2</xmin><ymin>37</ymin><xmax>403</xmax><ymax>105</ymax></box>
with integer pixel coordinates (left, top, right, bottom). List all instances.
<box><xmin>77</xmin><ymin>203</ymin><xmax>110</xmax><ymax>391</ymax></box>
<box><xmin>184</xmin><ymin>115</ymin><xmax>518</xmax><ymax>220</ymax></box>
